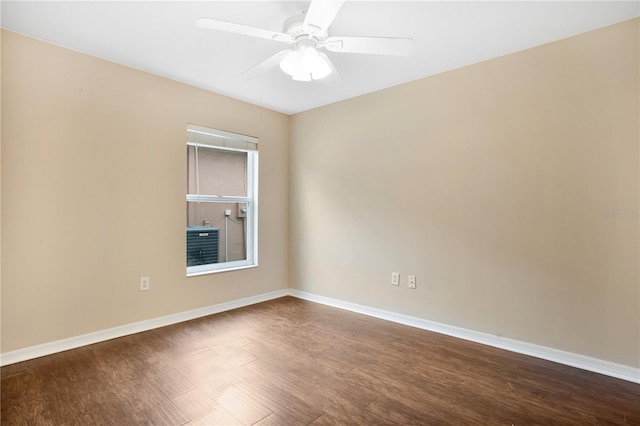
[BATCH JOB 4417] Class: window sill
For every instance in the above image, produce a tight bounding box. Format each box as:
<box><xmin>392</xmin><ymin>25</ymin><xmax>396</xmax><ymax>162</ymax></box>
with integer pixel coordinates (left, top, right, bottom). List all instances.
<box><xmin>187</xmin><ymin>263</ymin><xmax>258</xmax><ymax>277</ymax></box>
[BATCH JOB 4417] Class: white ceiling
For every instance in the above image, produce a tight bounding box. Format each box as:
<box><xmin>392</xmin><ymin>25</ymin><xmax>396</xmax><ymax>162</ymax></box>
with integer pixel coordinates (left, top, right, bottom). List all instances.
<box><xmin>2</xmin><ymin>1</ymin><xmax>638</xmax><ymax>114</ymax></box>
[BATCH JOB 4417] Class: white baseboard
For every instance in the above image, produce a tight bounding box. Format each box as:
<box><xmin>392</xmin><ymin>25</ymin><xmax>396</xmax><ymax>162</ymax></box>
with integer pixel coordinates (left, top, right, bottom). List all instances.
<box><xmin>0</xmin><ymin>289</ymin><xmax>288</xmax><ymax>367</ymax></box>
<box><xmin>289</xmin><ymin>289</ymin><xmax>640</xmax><ymax>384</ymax></box>
<box><xmin>3</xmin><ymin>288</ymin><xmax>638</xmax><ymax>385</ymax></box>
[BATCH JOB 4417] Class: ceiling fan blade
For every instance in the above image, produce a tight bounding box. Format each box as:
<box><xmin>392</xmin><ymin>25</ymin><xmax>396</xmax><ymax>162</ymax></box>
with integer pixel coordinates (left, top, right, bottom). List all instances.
<box><xmin>303</xmin><ymin>0</ymin><xmax>346</xmax><ymax>32</ymax></box>
<box><xmin>196</xmin><ymin>18</ymin><xmax>293</xmax><ymax>44</ymax></box>
<box><xmin>237</xmin><ymin>50</ymin><xmax>291</xmax><ymax>80</ymax></box>
<box><xmin>325</xmin><ymin>36</ymin><xmax>415</xmax><ymax>56</ymax></box>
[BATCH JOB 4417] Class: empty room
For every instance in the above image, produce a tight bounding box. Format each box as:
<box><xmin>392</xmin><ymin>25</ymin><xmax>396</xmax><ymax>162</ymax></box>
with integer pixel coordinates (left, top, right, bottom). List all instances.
<box><xmin>1</xmin><ymin>1</ymin><xmax>639</xmax><ymax>424</ymax></box>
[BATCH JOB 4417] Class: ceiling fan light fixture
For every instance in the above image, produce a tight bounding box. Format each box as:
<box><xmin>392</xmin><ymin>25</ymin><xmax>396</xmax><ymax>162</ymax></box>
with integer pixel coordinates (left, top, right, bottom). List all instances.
<box><xmin>292</xmin><ymin>72</ymin><xmax>312</xmax><ymax>82</ymax></box>
<box><xmin>279</xmin><ymin>45</ymin><xmax>331</xmax><ymax>81</ymax></box>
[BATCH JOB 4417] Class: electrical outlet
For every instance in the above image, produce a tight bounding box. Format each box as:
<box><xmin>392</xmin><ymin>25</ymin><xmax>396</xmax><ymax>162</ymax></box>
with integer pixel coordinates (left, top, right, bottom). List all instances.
<box><xmin>391</xmin><ymin>272</ymin><xmax>400</xmax><ymax>286</ymax></box>
<box><xmin>139</xmin><ymin>276</ymin><xmax>150</xmax><ymax>291</ymax></box>
<box><xmin>224</xmin><ymin>209</ymin><xmax>232</xmax><ymax>217</ymax></box>
<box><xmin>408</xmin><ymin>275</ymin><xmax>416</xmax><ymax>289</ymax></box>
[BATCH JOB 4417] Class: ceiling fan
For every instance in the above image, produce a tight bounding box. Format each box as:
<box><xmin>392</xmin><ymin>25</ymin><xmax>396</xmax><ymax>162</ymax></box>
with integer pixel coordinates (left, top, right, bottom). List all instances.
<box><xmin>196</xmin><ymin>0</ymin><xmax>415</xmax><ymax>82</ymax></box>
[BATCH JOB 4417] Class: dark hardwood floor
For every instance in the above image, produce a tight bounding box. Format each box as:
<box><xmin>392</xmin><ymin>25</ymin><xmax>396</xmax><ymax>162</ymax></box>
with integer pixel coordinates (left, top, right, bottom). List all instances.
<box><xmin>2</xmin><ymin>296</ymin><xmax>639</xmax><ymax>425</ymax></box>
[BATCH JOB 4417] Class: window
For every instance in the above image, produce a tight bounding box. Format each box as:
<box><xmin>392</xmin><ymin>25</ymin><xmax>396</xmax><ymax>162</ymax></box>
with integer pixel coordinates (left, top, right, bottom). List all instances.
<box><xmin>186</xmin><ymin>124</ymin><xmax>258</xmax><ymax>276</ymax></box>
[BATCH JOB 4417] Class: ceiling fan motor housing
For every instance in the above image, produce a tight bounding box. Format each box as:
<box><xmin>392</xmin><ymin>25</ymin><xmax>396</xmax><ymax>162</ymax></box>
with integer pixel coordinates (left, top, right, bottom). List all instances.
<box><xmin>283</xmin><ymin>12</ymin><xmax>329</xmax><ymax>45</ymax></box>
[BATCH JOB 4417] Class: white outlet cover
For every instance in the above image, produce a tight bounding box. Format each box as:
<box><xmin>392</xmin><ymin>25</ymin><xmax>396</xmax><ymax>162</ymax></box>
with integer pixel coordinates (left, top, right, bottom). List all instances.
<box><xmin>391</xmin><ymin>272</ymin><xmax>400</xmax><ymax>286</ymax></box>
<box><xmin>139</xmin><ymin>276</ymin><xmax>150</xmax><ymax>291</ymax></box>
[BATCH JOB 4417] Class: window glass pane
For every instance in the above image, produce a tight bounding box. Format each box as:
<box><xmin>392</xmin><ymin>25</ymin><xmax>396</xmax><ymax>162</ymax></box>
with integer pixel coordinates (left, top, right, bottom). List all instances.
<box><xmin>187</xmin><ymin>145</ymin><xmax>247</xmax><ymax>197</ymax></box>
<box><xmin>187</xmin><ymin>201</ymin><xmax>248</xmax><ymax>264</ymax></box>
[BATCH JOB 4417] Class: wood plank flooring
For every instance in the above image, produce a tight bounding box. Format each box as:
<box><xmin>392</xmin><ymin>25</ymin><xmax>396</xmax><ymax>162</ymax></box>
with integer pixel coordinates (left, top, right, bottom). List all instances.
<box><xmin>2</xmin><ymin>296</ymin><xmax>639</xmax><ymax>425</ymax></box>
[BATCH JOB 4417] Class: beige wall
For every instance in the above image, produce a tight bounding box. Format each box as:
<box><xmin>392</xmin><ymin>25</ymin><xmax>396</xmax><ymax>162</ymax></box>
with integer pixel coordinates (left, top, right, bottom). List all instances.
<box><xmin>290</xmin><ymin>19</ymin><xmax>639</xmax><ymax>367</ymax></box>
<box><xmin>1</xmin><ymin>30</ymin><xmax>290</xmax><ymax>352</ymax></box>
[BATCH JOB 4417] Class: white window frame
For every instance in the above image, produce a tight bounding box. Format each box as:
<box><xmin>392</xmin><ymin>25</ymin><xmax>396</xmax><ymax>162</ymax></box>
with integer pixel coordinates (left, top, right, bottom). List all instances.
<box><xmin>186</xmin><ymin>124</ymin><xmax>258</xmax><ymax>276</ymax></box>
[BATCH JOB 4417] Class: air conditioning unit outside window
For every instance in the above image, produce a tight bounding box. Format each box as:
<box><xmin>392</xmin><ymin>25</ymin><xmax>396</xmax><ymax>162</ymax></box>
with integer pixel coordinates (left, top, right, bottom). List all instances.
<box><xmin>186</xmin><ymin>226</ymin><xmax>219</xmax><ymax>266</ymax></box>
